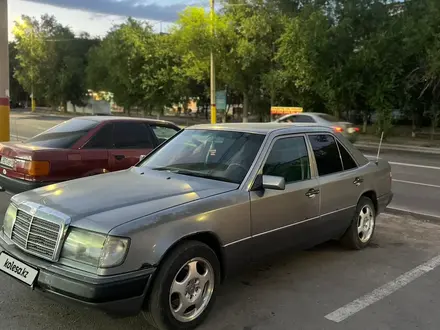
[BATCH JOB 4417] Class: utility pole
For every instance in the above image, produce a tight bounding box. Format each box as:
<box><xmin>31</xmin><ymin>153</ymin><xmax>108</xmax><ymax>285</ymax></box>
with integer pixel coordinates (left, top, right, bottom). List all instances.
<box><xmin>31</xmin><ymin>25</ymin><xmax>35</xmax><ymax>112</ymax></box>
<box><xmin>210</xmin><ymin>0</ymin><xmax>216</xmax><ymax>124</ymax></box>
<box><xmin>0</xmin><ymin>0</ymin><xmax>10</xmax><ymax>142</ymax></box>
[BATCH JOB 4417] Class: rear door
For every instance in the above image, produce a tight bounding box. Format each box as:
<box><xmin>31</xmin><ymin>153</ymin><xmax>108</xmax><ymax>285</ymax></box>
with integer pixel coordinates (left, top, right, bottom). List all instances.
<box><xmin>78</xmin><ymin>123</ymin><xmax>113</xmax><ymax>176</ymax></box>
<box><xmin>109</xmin><ymin>121</ymin><xmax>156</xmax><ymax>171</ymax></box>
<box><xmin>307</xmin><ymin>133</ymin><xmax>363</xmax><ymax>238</ymax></box>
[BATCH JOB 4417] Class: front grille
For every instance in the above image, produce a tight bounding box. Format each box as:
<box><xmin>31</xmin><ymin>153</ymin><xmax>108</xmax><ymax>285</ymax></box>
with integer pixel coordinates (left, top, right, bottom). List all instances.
<box><xmin>11</xmin><ymin>209</ymin><xmax>61</xmax><ymax>260</ymax></box>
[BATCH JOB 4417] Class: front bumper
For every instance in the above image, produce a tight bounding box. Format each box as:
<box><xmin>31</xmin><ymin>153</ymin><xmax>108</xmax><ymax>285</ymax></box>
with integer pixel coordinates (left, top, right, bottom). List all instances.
<box><xmin>0</xmin><ymin>232</ymin><xmax>155</xmax><ymax>316</ymax></box>
<box><xmin>0</xmin><ymin>174</ymin><xmax>49</xmax><ymax>195</ymax></box>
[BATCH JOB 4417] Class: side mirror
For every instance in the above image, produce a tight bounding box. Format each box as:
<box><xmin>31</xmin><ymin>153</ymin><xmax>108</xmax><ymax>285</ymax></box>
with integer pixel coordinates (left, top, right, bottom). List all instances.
<box><xmin>262</xmin><ymin>175</ymin><xmax>286</xmax><ymax>190</ymax></box>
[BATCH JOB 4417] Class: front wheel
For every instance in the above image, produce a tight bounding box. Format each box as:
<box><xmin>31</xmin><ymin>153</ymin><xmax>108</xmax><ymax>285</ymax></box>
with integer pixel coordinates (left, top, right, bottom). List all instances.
<box><xmin>143</xmin><ymin>241</ymin><xmax>220</xmax><ymax>330</ymax></box>
<box><xmin>341</xmin><ymin>197</ymin><xmax>376</xmax><ymax>249</ymax></box>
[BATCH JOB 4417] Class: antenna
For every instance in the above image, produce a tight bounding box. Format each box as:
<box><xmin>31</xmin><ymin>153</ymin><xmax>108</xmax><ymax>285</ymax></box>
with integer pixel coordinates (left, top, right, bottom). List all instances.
<box><xmin>376</xmin><ymin>131</ymin><xmax>384</xmax><ymax>164</ymax></box>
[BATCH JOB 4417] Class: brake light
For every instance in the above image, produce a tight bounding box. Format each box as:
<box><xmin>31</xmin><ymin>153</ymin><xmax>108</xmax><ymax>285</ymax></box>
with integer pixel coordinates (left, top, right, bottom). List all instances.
<box><xmin>354</xmin><ymin>127</ymin><xmax>360</xmax><ymax>132</ymax></box>
<box><xmin>16</xmin><ymin>160</ymin><xmax>50</xmax><ymax>177</ymax></box>
<box><xmin>333</xmin><ymin>126</ymin><xmax>344</xmax><ymax>132</ymax></box>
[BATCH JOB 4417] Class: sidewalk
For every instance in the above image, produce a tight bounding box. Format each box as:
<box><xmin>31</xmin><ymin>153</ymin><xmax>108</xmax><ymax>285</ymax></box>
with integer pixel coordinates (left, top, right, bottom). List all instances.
<box><xmin>355</xmin><ymin>135</ymin><xmax>440</xmax><ymax>154</ymax></box>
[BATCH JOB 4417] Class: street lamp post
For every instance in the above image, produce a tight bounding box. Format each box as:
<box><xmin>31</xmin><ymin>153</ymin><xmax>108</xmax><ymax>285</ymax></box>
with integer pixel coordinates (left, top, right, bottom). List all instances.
<box><xmin>210</xmin><ymin>0</ymin><xmax>216</xmax><ymax>124</ymax></box>
<box><xmin>0</xmin><ymin>0</ymin><xmax>10</xmax><ymax>142</ymax></box>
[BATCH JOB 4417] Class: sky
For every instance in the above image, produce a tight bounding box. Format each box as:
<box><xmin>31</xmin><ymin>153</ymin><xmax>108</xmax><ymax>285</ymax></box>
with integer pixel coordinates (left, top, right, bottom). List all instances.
<box><xmin>7</xmin><ymin>0</ymin><xmax>199</xmax><ymax>40</ymax></box>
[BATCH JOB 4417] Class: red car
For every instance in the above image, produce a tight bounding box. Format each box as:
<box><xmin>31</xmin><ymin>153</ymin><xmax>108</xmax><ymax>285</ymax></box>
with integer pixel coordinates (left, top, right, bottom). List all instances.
<box><xmin>0</xmin><ymin>116</ymin><xmax>181</xmax><ymax>194</ymax></box>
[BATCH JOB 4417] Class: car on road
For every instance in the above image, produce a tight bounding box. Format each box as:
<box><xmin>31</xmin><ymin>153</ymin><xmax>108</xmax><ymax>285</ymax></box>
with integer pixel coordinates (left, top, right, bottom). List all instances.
<box><xmin>0</xmin><ymin>116</ymin><xmax>181</xmax><ymax>194</ymax></box>
<box><xmin>0</xmin><ymin>123</ymin><xmax>392</xmax><ymax>330</ymax></box>
<box><xmin>274</xmin><ymin>112</ymin><xmax>360</xmax><ymax>142</ymax></box>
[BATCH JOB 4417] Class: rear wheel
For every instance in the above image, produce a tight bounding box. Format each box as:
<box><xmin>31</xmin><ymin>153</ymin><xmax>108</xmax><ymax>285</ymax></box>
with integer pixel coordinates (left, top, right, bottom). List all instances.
<box><xmin>341</xmin><ymin>197</ymin><xmax>376</xmax><ymax>249</ymax></box>
<box><xmin>142</xmin><ymin>241</ymin><xmax>220</xmax><ymax>330</ymax></box>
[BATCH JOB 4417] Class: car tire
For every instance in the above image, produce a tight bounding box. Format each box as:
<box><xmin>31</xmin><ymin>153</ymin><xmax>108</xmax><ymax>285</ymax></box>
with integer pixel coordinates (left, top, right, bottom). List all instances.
<box><xmin>142</xmin><ymin>240</ymin><xmax>221</xmax><ymax>330</ymax></box>
<box><xmin>341</xmin><ymin>196</ymin><xmax>376</xmax><ymax>250</ymax></box>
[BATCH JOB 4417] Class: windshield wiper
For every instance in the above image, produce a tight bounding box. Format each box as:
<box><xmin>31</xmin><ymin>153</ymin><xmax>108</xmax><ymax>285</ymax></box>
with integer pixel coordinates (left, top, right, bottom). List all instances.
<box><xmin>151</xmin><ymin>167</ymin><xmax>236</xmax><ymax>184</ymax></box>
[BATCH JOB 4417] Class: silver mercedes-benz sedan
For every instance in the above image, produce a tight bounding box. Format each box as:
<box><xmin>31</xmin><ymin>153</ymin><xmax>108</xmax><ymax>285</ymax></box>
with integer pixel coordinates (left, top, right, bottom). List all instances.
<box><xmin>0</xmin><ymin>123</ymin><xmax>392</xmax><ymax>330</ymax></box>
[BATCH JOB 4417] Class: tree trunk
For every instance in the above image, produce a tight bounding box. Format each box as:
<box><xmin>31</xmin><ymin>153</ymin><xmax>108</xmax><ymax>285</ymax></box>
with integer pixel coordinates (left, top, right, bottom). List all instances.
<box><xmin>411</xmin><ymin>111</ymin><xmax>416</xmax><ymax>138</ymax></box>
<box><xmin>222</xmin><ymin>105</ymin><xmax>229</xmax><ymax>123</ymax></box>
<box><xmin>243</xmin><ymin>92</ymin><xmax>249</xmax><ymax>123</ymax></box>
<box><xmin>362</xmin><ymin>111</ymin><xmax>368</xmax><ymax>133</ymax></box>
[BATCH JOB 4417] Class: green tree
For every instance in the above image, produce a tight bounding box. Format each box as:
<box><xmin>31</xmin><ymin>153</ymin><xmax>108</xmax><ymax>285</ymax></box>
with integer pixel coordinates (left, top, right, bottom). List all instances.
<box><xmin>13</xmin><ymin>15</ymin><xmax>97</xmax><ymax>110</ymax></box>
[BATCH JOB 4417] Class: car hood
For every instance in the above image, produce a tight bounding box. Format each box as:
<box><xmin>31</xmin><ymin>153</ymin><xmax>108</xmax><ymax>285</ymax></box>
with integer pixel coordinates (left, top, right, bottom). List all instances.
<box><xmin>11</xmin><ymin>167</ymin><xmax>238</xmax><ymax>233</ymax></box>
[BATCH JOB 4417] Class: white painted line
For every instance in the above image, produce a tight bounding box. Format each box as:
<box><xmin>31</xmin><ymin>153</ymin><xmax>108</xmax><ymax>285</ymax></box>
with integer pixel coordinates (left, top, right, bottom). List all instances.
<box><xmin>393</xmin><ymin>179</ymin><xmax>440</xmax><ymax>189</ymax></box>
<box><xmin>389</xmin><ymin>161</ymin><xmax>440</xmax><ymax>171</ymax></box>
<box><xmin>325</xmin><ymin>254</ymin><xmax>440</xmax><ymax>323</ymax></box>
<box><xmin>386</xmin><ymin>207</ymin><xmax>440</xmax><ymax>221</ymax></box>
<box><xmin>364</xmin><ymin>155</ymin><xmax>440</xmax><ymax>170</ymax></box>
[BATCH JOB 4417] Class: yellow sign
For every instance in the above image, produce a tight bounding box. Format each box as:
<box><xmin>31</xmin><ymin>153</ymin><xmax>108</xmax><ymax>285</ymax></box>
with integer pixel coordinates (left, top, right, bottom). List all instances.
<box><xmin>270</xmin><ymin>106</ymin><xmax>303</xmax><ymax>115</ymax></box>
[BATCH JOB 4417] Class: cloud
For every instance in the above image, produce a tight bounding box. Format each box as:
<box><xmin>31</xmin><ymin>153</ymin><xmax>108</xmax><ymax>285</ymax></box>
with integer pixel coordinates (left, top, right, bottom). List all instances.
<box><xmin>24</xmin><ymin>0</ymin><xmax>192</xmax><ymax>22</ymax></box>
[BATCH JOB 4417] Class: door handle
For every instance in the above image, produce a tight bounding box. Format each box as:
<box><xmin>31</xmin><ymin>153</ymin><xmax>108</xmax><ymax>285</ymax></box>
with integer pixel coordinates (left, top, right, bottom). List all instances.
<box><xmin>353</xmin><ymin>177</ymin><xmax>364</xmax><ymax>186</ymax></box>
<box><xmin>114</xmin><ymin>154</ymin><xmax>125</xmax><ymax>160</ymax></box>
<box><xmin>305</xmin><ymin>188</ymin><xmax>320</xmax><ymax>198</ymax></box>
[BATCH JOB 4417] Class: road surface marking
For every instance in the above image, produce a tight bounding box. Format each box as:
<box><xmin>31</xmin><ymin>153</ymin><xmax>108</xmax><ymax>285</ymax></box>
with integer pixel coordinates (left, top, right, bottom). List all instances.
<box><xmin>364</xmin><ymin>155</ymin><xmax>440</xmax><ymax>170</ymax></box>
<box><xmin>393</xmin><ymin>179</ymin><xmax>440</xmax><ymax>189</ymax></box>
<box><xmin>389</xmin><ymin>161</ymin><xmax>440</xmax><ymax>171</ymax></box>
<box><xmin>386</xmin><ymin>207</ymin><xmax>440</xmax><ymax>221</ymax></box>
<box><xmin>325</xmin><ymin>254</ymin><xmax>440</xmax><ymax>323</ymax></box>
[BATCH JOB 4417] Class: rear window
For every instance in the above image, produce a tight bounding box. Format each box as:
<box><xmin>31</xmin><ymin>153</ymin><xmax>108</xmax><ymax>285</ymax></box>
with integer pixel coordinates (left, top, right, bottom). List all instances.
<box><xmin>25</xmin><ymin>118</ymin><xmax>99</xmax><ymax>149</ymax></box>
<box><xmin>317</xmin><ymin>114</ymin><xmax>339</xmax><ymax>122</ymax></box>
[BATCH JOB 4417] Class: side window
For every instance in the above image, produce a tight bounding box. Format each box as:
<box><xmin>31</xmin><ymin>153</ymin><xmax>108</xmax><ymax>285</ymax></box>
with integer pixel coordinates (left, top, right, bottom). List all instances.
<box><xmin>113</xmin><ymin>122</ymin><xmax>154</xmax><ymax>149</ymax></box>
<box><xmin>279</xmin><ymin>115</ymin><xmax>296</xmax><ymax>123</ymax></box>
<box><xmin>83</xmin><ymin>124</ymin><xmax>113</xmax><ymax>149</ymax></box>
<box><xmin>338</xmin><ymin>141</ymin><xmax>357</xmax><ymax>170</ymax></box>
<box><xmin>309</xmin><ymin>134</ymin><xmax>343</xmax><ymax>176</ymax></box>
<box><xmin>295</xmin><ymin>115</ymin><xmax>315</xmax><ymax>123</ymax></box>
<box><xmin>150</xmin><ymin>125</ymin><xmax>180</xmax><ymax>144</ymax></box>
<box><xmin>263</xmin><ymin>136</ymin><xmax>311</xmax><ymax>183</ymax></box>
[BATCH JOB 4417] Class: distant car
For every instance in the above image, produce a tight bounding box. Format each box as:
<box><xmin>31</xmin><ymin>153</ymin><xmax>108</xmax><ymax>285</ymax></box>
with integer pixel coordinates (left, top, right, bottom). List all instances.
<box><xmin>0</xmin><ymin>123</ymin><xmax>392</xmax><ymax>330</ymax></box>
<box><xmin>0</xmin><ymin>116</ymin><xmax>181</xmax><ymax>194</ymax></box>
<box><xmin>274</xmin><ymin>112</ymin><xmax>360</xmax><ymax>142</ymax></box>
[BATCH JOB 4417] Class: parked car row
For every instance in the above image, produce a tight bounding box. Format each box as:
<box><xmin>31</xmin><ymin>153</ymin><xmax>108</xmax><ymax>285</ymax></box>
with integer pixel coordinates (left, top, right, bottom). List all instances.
<box><xmin>0</xmin><ymin>118</ymin><xmax>392</xmax><ymax>330</ymax></box>
<box><xmin>0</xmin><ymin>117</ymin><xmax>180</xmax><ymax>194</ymax></box>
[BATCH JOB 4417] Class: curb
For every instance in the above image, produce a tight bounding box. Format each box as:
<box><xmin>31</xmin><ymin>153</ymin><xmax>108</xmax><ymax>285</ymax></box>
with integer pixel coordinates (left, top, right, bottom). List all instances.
<box><xmin>385</xmin><ymin>207</ymin><xmax>440</xmax><ymax>224</ymax></box>
<box><xmin>355</xmin><ymin>143</ymin><xmax>440</xmax><ymax>155</ymax></box>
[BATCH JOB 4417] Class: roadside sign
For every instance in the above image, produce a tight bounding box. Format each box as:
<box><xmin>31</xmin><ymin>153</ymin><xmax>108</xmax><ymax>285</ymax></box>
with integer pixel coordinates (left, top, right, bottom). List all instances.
<box><xmin>270</xmin><ymin>106</ymin><xmax>303</xmax><ymax>115</ymax></box>
<box><xmin>216</xmin><ymin>90</ymin><xmax>227</xmax><ymax>111</ymax></box>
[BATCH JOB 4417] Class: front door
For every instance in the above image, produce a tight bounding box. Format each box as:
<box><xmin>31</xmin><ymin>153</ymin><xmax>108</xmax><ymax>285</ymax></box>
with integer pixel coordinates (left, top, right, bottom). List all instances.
<box><xmin>109</xmin><ymin>121</ymin><xmax>155</xmax><ymax>172</ymax></box>
<box><xmin>250</xmin><ymin>135</ymin><xmax>321</xmax><ymax>258</ymax></box>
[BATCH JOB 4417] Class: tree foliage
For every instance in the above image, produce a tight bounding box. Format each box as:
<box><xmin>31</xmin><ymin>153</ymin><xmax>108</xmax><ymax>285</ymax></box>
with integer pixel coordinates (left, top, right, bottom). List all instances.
<box><xmin>9</xmin><ymin>0</ymin><xmax>440</xmax><ymax>135</ymax></box>
<box><xmin>12</xmin><ymin>15</ymin><xmax>98</xmax><ymax>110</ymax></box>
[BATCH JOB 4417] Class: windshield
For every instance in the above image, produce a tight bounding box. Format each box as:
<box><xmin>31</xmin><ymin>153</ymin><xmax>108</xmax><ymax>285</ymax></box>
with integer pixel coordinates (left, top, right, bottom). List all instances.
<box><xmin>25</xmin><ymin>118</ymin><xmax>99</xmax><ymax>148</ymax></box>
<box><xmin>139</xmin><ymin>129</ymin><xmax>265</xmax><ymax>184</ymax></box>
<box><xmin>317</xmin><ymin>114</ymin><xmax>339</xmax><ymax>122</ymax></box>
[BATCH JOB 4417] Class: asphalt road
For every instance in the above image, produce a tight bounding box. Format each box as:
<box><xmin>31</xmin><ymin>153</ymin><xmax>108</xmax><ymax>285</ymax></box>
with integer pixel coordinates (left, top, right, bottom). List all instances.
<box><xmin>359</xmin><ymin>148</ymin><xmax>440</xmax><ymax>219</ymax></box>
<box><xmin>1</xmin><ymin>111</ymin><xmax>440</xmax><ymax>329</ymax></box>
<box><xmin>1</xmin><ymin>209</ymin><xmax>440</xmax><ymax>330</ymax></box>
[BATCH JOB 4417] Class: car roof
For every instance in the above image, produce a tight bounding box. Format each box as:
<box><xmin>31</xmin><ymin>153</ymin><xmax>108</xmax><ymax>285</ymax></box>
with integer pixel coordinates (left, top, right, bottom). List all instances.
<box><xmin>187</xmin><ymin>122</ymin><xmax>334</xmax><ymax>134</ymax></box>
<box><xmin>277</xmin><ymin>112</ymin><xmax>327</xmax><ymax>119</ymax></box>
<box><xmin>73</xmin><ymin>116</ymin><xmax>178</xmax><ymax>126</ymax></box>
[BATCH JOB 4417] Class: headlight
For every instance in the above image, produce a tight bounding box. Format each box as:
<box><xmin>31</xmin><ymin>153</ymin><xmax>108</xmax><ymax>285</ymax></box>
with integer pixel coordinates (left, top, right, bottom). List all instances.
<box><xmin>60</xmin><ymin>228</ymin><xmax>130</xmax><ymax>268</ymax></box>
<box><xmin>3</xmin><ymin>203</ymin><xmax>17</xmax><ymax>238</ymax></box>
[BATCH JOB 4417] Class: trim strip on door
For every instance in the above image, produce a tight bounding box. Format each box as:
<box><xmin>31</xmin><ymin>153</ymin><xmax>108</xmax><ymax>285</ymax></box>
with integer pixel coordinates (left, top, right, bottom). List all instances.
<box><xmin>223</xmin><ymin>204</ymin><xmax>356</xmax><ymax>248</ymax></box>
